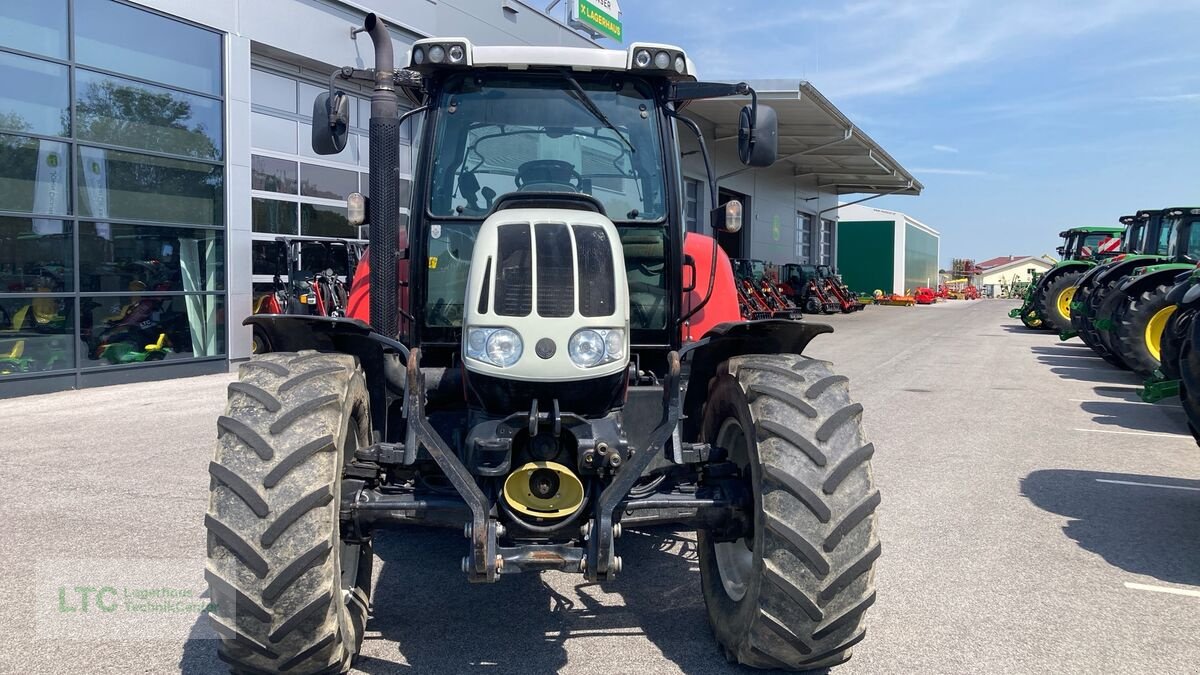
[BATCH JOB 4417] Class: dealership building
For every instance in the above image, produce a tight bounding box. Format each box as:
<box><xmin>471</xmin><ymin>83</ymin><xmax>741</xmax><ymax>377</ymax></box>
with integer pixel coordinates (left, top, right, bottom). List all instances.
<box><xmin>0</xmin><ymin>0</ymin><xmax>921</xmax><ymax>397</ymax></box>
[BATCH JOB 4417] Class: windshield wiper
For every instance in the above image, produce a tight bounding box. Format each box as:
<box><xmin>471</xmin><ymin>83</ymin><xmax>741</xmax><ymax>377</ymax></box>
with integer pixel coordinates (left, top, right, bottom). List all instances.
<box><xmin>558</xmin><ymin>70</ymin><xmax>636</xmax><ymax>154</ymax></box>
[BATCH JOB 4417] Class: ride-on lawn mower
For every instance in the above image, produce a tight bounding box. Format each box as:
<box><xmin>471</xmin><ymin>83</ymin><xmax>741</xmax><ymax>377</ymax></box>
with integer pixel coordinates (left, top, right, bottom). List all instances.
<box><xmin>207</xmin><ymin>16</ymin><xmax>880</xmax><ymax>675</ymax></box>
<box><xmin>1009</xmin><ymin>225</ymin><xmax>1124</xmax><ymax>331</ymax></box>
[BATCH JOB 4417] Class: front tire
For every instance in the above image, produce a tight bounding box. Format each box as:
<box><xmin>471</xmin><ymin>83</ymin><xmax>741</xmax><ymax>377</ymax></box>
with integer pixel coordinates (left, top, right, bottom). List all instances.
<box><xmin>1035</xmin><ymin>270</ymin><xmax>1083</xmax><ymax>334</ymax></box>
<box><xmin>206</xmin><ymin>351</ymin><xmax>373</xmax><ymax>675</ymax></box>
<box><xmin>697</xmin><ymin>355</ymin><xmax>880</xmax><ymax>670</ymax></box>
<box><xmin>1019</xmin><ymin>306</ymin><xmax>1043</xmax><ymax>329</ymax></box>
<box><xmin>1114</xmin><ymin>283</ymin><xmax>1175</xmax><ymax>377</ymax></box>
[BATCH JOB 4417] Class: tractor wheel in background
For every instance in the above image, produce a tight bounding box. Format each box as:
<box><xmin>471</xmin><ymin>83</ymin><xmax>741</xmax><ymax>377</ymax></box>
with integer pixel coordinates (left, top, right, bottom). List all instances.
<box><xmin>697</xmin><ymin>355</ymin><xmax>880</xmax><ymax>670</ymax></box>
<box><xmin>1082</xmin><ymin>279</ymin><xmax>1126</xmax><ymax>368</ymax></box>
<box><xmin>1094</xmin><ymin>287</ymin><xmax>1132</xmax><ymax>370</ymax></box>
<box><xmin>1160</xmin><ymin>307</ymin><xmax>1192</xmax><ymax>381</ymax></box>
<box><xmin>804</xmin><ymin>297</ymin><xmax>821</xmax><ymax>314</ymax></box>
<box><xmin>1114</xmin><ymin>283</ymin><xmax>1175</xmax><ymax>377</ymax></box>
<box><xmin>251</xmin><ymin>326</ymin><xmax>269</xmax><ymax>355</ymax></box>
<box><xmin>206</xmin><ymin>351</ymin><xmax>373</xmax><ymax>675</ymax></box>
<box><xmin>1035</xmin><ymin>271</ymin><xmax>1083</xmax><ymax>334</ymax></box>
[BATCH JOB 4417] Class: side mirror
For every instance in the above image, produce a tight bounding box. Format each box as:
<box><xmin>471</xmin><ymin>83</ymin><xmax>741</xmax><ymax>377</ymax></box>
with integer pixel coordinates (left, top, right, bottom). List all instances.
<box><xmin>738</xmin><ymin>104</ymin><xmax>778</xmax><ymax>168</ymax></box>
<box><xmin>712</xmin><ymin>200</ymin><xmax>743</xmax><ymax>233</ymax></box>
<box><xmin>312</xmin><ymin>91</ymin><xmax>350</xmax><ymax>155</ymax></box>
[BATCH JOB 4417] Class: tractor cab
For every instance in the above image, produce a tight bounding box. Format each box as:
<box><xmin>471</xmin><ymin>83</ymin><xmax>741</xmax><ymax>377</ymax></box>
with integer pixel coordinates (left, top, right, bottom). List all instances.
<box><xmin>1056</xmin><ymin>226</ymin><xmax>1123</xmax><ymax>261</ymax></box>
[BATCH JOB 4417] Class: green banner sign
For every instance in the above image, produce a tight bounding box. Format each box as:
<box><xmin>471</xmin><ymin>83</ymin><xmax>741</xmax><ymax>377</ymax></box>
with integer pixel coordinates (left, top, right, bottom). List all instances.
<box><xmin>573</xmin><ymin>0</ymin><xmax>622</xmax><ymax>42</ymax></box>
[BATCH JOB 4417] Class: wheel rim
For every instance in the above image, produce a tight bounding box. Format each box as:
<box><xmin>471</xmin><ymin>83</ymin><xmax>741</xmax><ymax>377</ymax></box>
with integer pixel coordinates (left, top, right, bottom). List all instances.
<box><xmin>1056</xmin><ymin>286</ymin><xmax>1076</xmax><ymax>321</ymax></box>
<box><xmin>1145</xmin><ymin>305</ymin><xmax>1176</xmax><ymax>362</ymax></box>
<box><xmin>713</xmin><ymin>417</ymin><xmax>753</xmax><ymax>603</ymax></box>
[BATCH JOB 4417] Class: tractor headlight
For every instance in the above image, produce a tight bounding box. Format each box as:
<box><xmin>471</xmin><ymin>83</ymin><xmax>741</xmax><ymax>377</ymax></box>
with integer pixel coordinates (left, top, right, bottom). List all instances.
<box><xmin>568</xmin><ymin>328</ymin><xmax>624</xmax><ymax>368</ymax></box>
<box><xmin>429</xmin><ymin>45</ymin><xmax>446</xmax><ymax>64</ymax></box>
<box><xmin>466</xmin><ymin>327</ymin><xmax>523</xmax><ymax>368</ymax></box>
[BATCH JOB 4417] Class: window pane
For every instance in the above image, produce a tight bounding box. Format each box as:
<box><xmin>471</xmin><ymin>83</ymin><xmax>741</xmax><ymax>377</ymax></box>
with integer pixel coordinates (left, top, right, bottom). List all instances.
<box><xmin>299</xmin><ymin>241</ymin><xmax>351</xmax><ymax>277</ymax></box>
<box><xmin>251</xmin><ymin>70</ymin><xmax>296</xmax><ymax>113</ymax></box>
<box><xmin>75</xmin><ymin>69</ymin><xmax>223</xmax><ymax>160</ymax></box>
<box><xmin>301</xmin><ymin>203</ymin><xmax>352</xmax><ymax>237</ymax></box>
<box><xmin>252</xmin><ymin>155</ymin><xmax>297</xmax><ymax>194</ymax></box>
<box><xmin>251</xmin><ymin>112</ymin><xmax>297</xmax><ymax>154</ymax></box>
<box><xmin>0</xmin><ymin>0</ymin><xmax>68</xmax><ymax>59</ymax></box>
<box><xmin>82</xmin><ymin>293</ymin><xmax>225</xmax><ymax>366</ymax></box>
<box><xmin>75</xmin><ymin>146</ymin><xmax>224</xmax><ymax>226</ymax></box>
<box><xmin>252</xmin><ymin>198</ymin><xmax>297</xmax><ymax>234</ymax></box>
<box><xmin>79</xmin><ymin>222</ymin><xmax>224</xmax><ymax>293</ymax></box>
<box><xmin>0</xmin><ymin>134</ymin><xmax>70</xmax><ymax>215</ymax></box>
<box><xmin>74</xmin><ymin>0</ymin><xmax>222</xmax><ymax>96</ymax></box>
<box><xmin>300</xmin><ymin>163</ymin><xmax>357</xmax><ymax>200</ymax></box>
<box><xmin>0</xmin><ymin>217</ymin><xmax>73</xmax><ymax>293</ymax></box>
<box><xmin>252</xmin><ymin>240</ymin><xmax>286</xmax><ymax>276</ymax></box>
<box><xmin>0</xmin><ymin>52</ymin><xmax>70</xmax><ymax>137</ymax></box>
<box><xmin>0</xmin><ymin>296</ymin><xmax>74</xmax><ymax>376</ymax></box>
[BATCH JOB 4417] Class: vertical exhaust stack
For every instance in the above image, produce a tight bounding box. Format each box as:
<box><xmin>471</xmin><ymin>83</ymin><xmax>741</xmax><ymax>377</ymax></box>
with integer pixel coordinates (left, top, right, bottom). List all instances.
<box><xmin>363</xmin><ymin>14</ymin><xmax>400</xmax><ymax>337</ymax></box>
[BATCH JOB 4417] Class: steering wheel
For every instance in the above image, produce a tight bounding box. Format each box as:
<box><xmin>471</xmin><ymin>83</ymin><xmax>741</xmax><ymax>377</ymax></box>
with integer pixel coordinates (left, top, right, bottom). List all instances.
<box><xmin>515</xmin><ymin>160</ymin><xmax>582</xmax><ymax>192</ymax></box>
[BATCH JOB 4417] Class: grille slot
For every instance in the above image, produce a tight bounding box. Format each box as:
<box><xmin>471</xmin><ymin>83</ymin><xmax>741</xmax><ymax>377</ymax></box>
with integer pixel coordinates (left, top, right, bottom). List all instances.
<box><xmin>574</xmin><ymin>225</ymin><xmax>615</xmax><ymax>317</ymax></box>
<box><xmin>495</xmin><ymin>223</ymin><xmax>532</xmax><ymax>317</ymax></box>
<box><xmin>535</xmin><ymin>222</ymin><xmax>575</xmax><ymax>318</ymax></box>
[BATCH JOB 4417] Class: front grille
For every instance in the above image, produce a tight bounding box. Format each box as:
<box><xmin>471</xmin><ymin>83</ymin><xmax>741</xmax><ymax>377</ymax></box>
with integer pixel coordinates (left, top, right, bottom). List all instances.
<box><xmin>494</xmin><ymin>223</ymin><xmax>532</xmax><ymax>317</ymax></box>
<box><xmin>535</xmin><ymin>222</ymin><xmax>575</xmax><ymax>318</ymax></box>
<box><xmin>574</xmin><ymin>225</ymin><xmax>615</xmax><ymax>317</ymax></box>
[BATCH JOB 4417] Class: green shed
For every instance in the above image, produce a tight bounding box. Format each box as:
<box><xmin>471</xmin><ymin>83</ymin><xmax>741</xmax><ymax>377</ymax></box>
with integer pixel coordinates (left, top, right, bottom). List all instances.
<box><xmin>835</xmin><ymin>204</ymin><xmax>940</xmax><ymax>295</ymax></box>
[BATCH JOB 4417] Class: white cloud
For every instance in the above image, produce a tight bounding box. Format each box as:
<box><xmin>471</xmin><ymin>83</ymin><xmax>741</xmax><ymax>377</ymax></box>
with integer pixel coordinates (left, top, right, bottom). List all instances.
<box><xmin>932</xmin><ymin>144</ymin><xmax>959</xmax><ymax>153</ymax></box>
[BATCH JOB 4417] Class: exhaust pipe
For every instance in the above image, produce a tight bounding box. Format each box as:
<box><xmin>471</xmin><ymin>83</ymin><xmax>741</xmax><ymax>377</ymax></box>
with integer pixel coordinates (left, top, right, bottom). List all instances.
<box><xmin>363</xmin><ymin>13</ymin><xmax>399</xmax><ymax>337</ymax></box>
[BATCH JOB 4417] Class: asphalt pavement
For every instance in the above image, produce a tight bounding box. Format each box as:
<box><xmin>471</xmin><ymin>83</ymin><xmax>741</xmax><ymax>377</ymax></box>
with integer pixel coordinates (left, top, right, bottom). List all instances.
<box><xmin>0</xmin><ymin>299</ymin><xmax>1196</xmax><ymax>674</ymax></box>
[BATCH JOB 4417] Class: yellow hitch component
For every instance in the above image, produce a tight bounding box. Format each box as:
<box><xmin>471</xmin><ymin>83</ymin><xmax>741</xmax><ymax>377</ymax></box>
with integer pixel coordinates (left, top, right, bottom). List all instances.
<box><xmin>502</xmin><ymin>461</ymin><xmax>585</xmax><ymax>519</ymax></box>
<box><xmin>1145</xmin><ymin>305</ymin><xmax>1176</xmax><ymax>362</ymax></box>
<box><xmin>145</xmin><ymin>333</ymin><xmax>168</xmax><ymax>352</ymax></box>
<box><xmin>1056</xmin><ymin>286</ymin><xmax>1076</xmax><ymax>321</ymax></box>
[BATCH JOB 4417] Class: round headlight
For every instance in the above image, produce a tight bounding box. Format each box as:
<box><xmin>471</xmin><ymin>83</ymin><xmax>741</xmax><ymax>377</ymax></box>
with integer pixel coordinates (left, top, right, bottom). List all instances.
<box><xmin>412</xmin><ymin>47</ymin><xmax>425</xmax><ymax>65</ymax></box>
<box><xmin>485</xmin><ymin>328</ymin><xmax>522</xmax><ymax>367</ymax></box>
<box><xmin>654</xmin><ymin>51</ymin><xmax>671</xmax><ymax>70</ymax></box>
<box><xmin>634</xmin><ymin>49</ymin><xmax>651</xmax><ymax>68</ymax></box>
<box><xmin>603</xmin><ymin>329</ymin><xmax>624</xmax><ymax>360</ymax></box>
<box><xmin>568</xmin><ymin>329</ymin><xmax>605</xmax><ymax>367</ymax></box>
<box><xmin>673</xmin><ymin>55</ymin><xmax>686</xmax><ymax>74</ymax></box>
<box><xmin>467</xmin><ymin>328</ymin><xmax>487</xmax><ymax>355</ymax></box>
<box><xmin>429</xmin><ymin>45</ymin><xmax>446</xmax><ymax>64</ymax></box>
<box><xmin>448</xmin><ymin>45</ymin><xmax>465</xmax><ymax>64</ymax></box>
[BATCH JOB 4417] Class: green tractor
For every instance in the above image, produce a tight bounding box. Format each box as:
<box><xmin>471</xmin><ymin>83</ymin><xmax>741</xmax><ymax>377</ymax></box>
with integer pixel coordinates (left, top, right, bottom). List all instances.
<box><xmin>1093</xmin><ymin>206</ymin><xmax>1200</xmax><ymax>379</ymax></box>
<box><xmin>1010</xmin><ymin>226</ymin><xmax>1124</xmax><ymax>331</ymax></box>
<box><xmin>1065</xmin><ymin>210</ymin><xmax>1168</xmax><ymax>365</ymax></box>
<box><xmin>1140</xmin><ymin>265</ymin><xmax>1197</xmax><ymax>403</ymax></box>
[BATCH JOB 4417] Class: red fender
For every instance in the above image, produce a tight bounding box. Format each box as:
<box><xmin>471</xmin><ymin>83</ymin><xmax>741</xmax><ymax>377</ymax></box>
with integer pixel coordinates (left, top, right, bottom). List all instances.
<box><xmin>347</xmin><ymin>228</ymin><xmax>409</xmax><ymax>326</ymax></box>
<box><xmin>682</xmin><ymin>233</ymin><xmax>741</xmax><ymax>342</ymax></box>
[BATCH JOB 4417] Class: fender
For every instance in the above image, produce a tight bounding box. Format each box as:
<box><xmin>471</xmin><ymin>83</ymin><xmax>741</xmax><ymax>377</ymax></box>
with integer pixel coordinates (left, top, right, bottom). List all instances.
<box><xmin>1116</xmin><ymin>265</ymin><xmax>1192</xmax><ymax>297</ymax></box>
<box><xmin>1094</xmin><ymin>255</ymin><xmax>1167</xmax><ymax>288</ymax></box>
<box><xmin>1032</xmin><ymin>260</ymin><xmax>1092</xmax><ymax>296</ymax></box>
<box><xmin>1166</xmin><ymin>272</ymin><xmax>1195</xmax><ymax>305</ymax></box>
<box><xmin>679</xmin><ymin>319</ymin><xmax>832</xmax><ymax>439</ymax></box>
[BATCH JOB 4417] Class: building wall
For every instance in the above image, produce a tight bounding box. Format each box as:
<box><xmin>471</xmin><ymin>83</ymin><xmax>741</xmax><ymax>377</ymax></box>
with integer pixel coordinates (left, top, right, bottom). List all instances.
<box><xmin>903</xmin><ymin>223</ymin><xmax>939</xmax><ymax>291</ymax></box>
<box><xmin>978</xmin><ymin>259</ymin><xmax>1052</xmax><ymax>297</ymax></box>
<box><xmin>836</xmin><ymin>221</ymin><xmax>895</xmax><ymax>294</ymax></box>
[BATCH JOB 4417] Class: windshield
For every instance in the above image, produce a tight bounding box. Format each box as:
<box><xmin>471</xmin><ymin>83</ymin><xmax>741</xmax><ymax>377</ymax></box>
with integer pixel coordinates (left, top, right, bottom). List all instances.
<box><xmin>1123</xmin><ymin>223</ymin><xmax>1143</xmax><ymax>253</ymax></box>
<box><xmin>429</xmin><ymin>73</ymin><xmax>666</xmax><ymax>221</ymax></box>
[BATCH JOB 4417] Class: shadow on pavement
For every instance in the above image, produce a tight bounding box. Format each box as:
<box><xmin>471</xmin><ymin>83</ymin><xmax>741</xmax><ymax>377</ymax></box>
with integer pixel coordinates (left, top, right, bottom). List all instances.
<box><xmin>1046</xmin><ymin>365</ymin><xmax>1142</xmax><ymax>384</ymax></box>
<box><xmin>1022</xmin><ymin>469</ymin><xmax>1200</xmax><ymax>587</ymax></box>
<box><xmin>1078</xmin><ymin>401</ymin><xmax>1190</xmax><ymax>436</ymax></box>
<box><xmin>1036</xmin><ymin>355</ymin><xmax>1112</xmax><ymax>369</ymax></box>
<box><xmin>1089</xmin><ymin>385</ymin><xmax>1146</xmax><ymax>402</ymax></box>
<box><xmin>1030</xmin><ymin>345</ymin><xmax>1101</xmax><ymax>357</ymax></box>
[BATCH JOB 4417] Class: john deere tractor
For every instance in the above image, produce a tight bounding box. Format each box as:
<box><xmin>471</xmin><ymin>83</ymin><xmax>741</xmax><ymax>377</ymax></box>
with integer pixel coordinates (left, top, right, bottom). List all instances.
<box><xmin>205</xmin><ymin>15</ymin><xmax>880</xmax><ymax>674</ymax></box>
<box><xmin>1065</xmin><ymin>210</ymin><xmax>1168</xmax><ymax>365</ymax></box>
<box><xmin>1012</xmin><ymin>226</ymin><xmax>1124</xmax><ymax>332</ymax></box>
<box><xmin>1094</xmin><ymin>207</ymin><xmax>1200</xmax><ymax>378</ymax></box>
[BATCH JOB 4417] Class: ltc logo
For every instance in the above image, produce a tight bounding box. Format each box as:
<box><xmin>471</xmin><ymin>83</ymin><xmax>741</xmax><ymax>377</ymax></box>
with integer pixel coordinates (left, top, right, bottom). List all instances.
<box><xmin>58</xmin><ymin>586</ymin><xmax>119</xmax><ymax>612</ymax></box>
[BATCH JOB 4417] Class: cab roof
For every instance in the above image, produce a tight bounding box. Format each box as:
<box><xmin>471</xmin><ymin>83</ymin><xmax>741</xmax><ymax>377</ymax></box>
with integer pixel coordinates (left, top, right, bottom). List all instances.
<box><xmin>406</xmin><ymin>38</ymin><xmax>698</xmax><ymax>82</ymax></box>
<box><xmin>1058</xmin><ymin>226</ymin><xmax>1125</xmax><ymax>236</ymax></box>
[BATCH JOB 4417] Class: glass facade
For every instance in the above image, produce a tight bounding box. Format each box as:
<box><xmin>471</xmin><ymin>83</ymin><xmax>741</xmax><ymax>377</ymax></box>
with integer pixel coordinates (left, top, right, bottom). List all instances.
<box><xmin>0</xmin><ymin>0</ymin><xmax>225</xmax><ymax>385</ymax></box>
<box><xmin>796</xmin><ymin>212</ymin><xmax>813</xmax><ymax>262</ymax></box>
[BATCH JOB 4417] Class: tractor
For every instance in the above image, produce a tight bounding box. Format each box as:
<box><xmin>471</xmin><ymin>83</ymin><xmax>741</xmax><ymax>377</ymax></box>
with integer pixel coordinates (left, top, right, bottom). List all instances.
<box><xmin>1064</xmin><ymin>210</ymin><xmax>1168</xmax><ymax>366</ymax></box>
<box><xmin>206</xmin><ymin>15</ymin><xmax>880</xmax><ymax>675</ymax></box>
<box><xmin>779</xmin><ymin>263</ymin><xmax>841</xmax><ymax>314</ymax></box>
<box><xmin>815</xmin><ymin>265</ymin><xmax>866</xmax><ymax>312</ymax></box>
<box><xmin>731</xmin><ymin>259</ymin><xmax>802</xmax><ymax>319</ymax></box>
<box><xmin>1011</xmin><ymin>225</ymin><xmax>1123</xmax><ymax>332</ymax></box>
<box><xmin>1167</xmin><ymin>268</ymin><xmax>1200</xmax><ymax>440</ymax></box>
<box><xmin>1095</xmin><ymin>207</ymin><xmax>1200</xmax><ymax>378</ymax></box>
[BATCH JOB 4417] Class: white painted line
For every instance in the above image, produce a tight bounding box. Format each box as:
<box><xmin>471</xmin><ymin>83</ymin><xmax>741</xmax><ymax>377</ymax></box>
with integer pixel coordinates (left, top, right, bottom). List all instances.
<box><xmin>1124</xmin><ymin>582</ymin><xmax>1200</xmax><ymax>598</ymax></box>
<box><xmin>1072</xmin><ymin>428</ymin><xmax>1192</xmax><ymax>440</ymax></box>
<box><xmin>1096</xmin><ymin>479</ymin><xmax>1200</xmax><ymax>492</ymax></box>
<box><xmin>1069</xmin><ymin>398</ymin><xmax>1182</xmax><ymax>408</ymax></box>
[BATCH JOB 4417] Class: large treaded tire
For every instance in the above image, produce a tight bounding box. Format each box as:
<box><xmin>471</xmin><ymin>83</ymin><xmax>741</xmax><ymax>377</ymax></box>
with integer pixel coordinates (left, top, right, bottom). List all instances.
<box><xmin>206</xmin><ymin>351</ymin><xmax>373</xmax><ymax>675</ymax></box>
<box><xmin>1019</xmin><ymin>305</ymin><xmax>1043</xmax><ymax>329</ymax></box>
<box><xmin>1114</xmin><ymin>283</ymin><xmax>1173</xmax><ymax>377</ymax></box>
<box><xmin>1159</xmin><ymin>307</ymin><xmax>1191</xmax><ymax>381</ymax></box>
<box><xmin>1179</xmin><ymin>327</ymin><xmax>1200</xmax><ymax>446</ymax></box>
<box><xmin>1094</xmin><ymin>286</ymin><xmax>1132</xmax><ymax>369</ymax></box>
<box><xmin>1083</xmin><ymin>279</ymin><xmax>1126</xmax><ymax>367</ymax></box>
<box><xmin>1035</xmin><ymin>270</ymin><xmax>1083</xmax><ymax>334</ymax></box>
<box><xmin>697</xmin><ymin>355</ymin><xmax>880</xmax><ymax>670</ymax></box>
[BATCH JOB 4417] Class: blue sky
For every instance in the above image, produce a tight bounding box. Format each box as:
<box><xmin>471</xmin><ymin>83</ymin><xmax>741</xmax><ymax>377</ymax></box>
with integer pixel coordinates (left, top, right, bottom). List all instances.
<box><xmin>615</xmin><ymin>0</ymin><xmax>1200</xmax><ymax>265</ymax></box>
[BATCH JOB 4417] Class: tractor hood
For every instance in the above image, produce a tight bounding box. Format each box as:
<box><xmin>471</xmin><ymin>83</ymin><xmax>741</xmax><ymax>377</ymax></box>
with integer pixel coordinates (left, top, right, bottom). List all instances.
<box><xmin>461</xmin><ymin>207</ymin><xmax>630</xmax><ymax>383</ymax></box>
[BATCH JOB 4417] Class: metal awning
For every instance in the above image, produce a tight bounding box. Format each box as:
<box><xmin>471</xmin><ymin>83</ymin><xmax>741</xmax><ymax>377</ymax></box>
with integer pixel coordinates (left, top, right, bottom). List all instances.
<box><xmin>682</xmin><ymin>80</ymin><xmax>923</xmax><ymax>196</ymax></box>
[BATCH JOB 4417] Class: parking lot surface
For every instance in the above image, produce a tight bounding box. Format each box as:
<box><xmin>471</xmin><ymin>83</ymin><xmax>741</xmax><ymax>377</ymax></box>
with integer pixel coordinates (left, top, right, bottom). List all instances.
<box><xmin>1</xmin><ymin>299</ymin><xmax>1196</xmax><ymax>674</ymax></box>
